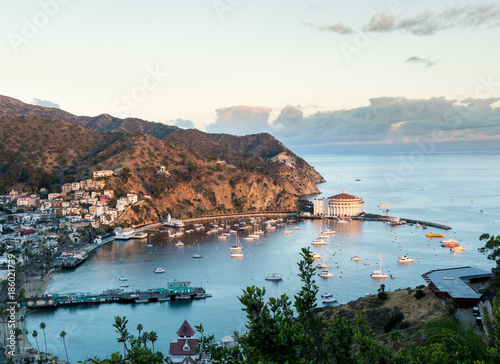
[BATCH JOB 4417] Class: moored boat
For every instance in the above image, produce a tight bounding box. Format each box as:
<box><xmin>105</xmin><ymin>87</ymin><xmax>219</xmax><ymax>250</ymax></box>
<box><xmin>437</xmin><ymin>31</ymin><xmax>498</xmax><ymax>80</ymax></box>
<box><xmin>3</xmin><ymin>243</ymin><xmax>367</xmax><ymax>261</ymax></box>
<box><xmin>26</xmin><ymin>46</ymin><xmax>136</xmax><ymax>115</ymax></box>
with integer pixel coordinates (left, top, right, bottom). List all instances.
<box><xmin>311</xmin><ymin>238</ymin><xmax>327</xmax><ymax>246</ymax></box>
<box><xmin>322</xmin><ymin>297</ymin><xmax>338</xmax><ymax>303</ymax></box>
<box><xmin>265</xmin><ymin>273</ymin><xmax>282</xmax><ymax>281</ymax></box>
<box><xmin>397</xmin><ymin>255</ymin><xmax>414</xmax><ymax>263</ymax></box>
<box><xmin>153</xmin><ymin>268</ymin><xmax>165</xmax><ymax>273</ymax></box>
<box><xmin>319</xmin><ymin>270</ymin><xmax>333</xmax><ymax>278</ymax></box>
<box><xmin>426</xmin><ymin>232</ymin><xmax>445</xmax><ymax>238</ymax></box>
<box><xmin>371</xmin><ymin>253</ymin><xmax>388</xmax><ymax>279</ymax></box>
<box><xmin>451</xmin><ymin>246</ymin><xmax>465</xmax><ymax>252</ymax></box>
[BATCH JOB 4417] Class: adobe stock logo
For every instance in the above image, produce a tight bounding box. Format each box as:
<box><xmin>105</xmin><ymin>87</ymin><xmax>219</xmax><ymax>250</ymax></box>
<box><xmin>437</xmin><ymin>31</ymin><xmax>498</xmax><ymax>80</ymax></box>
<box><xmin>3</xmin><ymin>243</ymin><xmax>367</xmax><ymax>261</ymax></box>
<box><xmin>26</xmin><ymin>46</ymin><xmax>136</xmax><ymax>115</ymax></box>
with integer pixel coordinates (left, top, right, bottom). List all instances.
<box><xmin>8</xmin><ymin>0</ymin><xmax>72</xmax><ymax>53</ymax></box>
<box><xmin>111</xmin><ymin>65</ymin><xmax>169</xmax><ymax>118</ymax></box>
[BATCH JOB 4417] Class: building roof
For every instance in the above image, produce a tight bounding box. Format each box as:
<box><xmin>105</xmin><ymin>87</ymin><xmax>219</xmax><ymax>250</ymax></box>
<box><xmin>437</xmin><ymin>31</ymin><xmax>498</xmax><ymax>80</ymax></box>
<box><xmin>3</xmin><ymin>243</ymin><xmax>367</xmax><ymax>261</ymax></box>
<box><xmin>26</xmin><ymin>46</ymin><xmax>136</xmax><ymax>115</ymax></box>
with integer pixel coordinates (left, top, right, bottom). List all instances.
<box><xmin>169</xmin><ymin>338</ymin><xmax>198</xmax><ymax>356</ymax></box>
<box><xmin>176</xmin><ymin>320</ymin><xmax>196</xmax><ymax>337</ymax></box>
<box><xmin>422</xmin><ymin>266</ymin><xmax>494</xmax><ymax>300</ymax></box>
<box><xmin>329</xmin><ymin>190</ymin><xmax>361</xmax><ymax>200</ymax></box>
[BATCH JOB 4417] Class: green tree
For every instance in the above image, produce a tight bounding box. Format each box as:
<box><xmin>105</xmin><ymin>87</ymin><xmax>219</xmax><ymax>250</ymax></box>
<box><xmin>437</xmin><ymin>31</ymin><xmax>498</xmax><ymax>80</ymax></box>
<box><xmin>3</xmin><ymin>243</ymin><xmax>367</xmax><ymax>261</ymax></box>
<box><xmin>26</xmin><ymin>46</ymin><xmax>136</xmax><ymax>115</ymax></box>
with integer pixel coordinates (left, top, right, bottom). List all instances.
<box><xmin>40</xmin><ymin>322</ymin><xmax>47</xmax><ymax>359</ymax></box>
<box><xmin>32</xmin><ymin>330</ymin><xmax>41</xmax><ymax>357</ymax></box>
<box><xmin>149</xmin><ymin>331</ymin><xmax>158</xmax><ymax>353</ymax></box>
<box><xmin>60</xmin><ymin>330</ymin><xmax>69</xmax><ymax>363</ymax></box>
<box><xmin>479</xmin><ymin>234</ymin><xmax>500</xmax><ymax>293</ymax></box>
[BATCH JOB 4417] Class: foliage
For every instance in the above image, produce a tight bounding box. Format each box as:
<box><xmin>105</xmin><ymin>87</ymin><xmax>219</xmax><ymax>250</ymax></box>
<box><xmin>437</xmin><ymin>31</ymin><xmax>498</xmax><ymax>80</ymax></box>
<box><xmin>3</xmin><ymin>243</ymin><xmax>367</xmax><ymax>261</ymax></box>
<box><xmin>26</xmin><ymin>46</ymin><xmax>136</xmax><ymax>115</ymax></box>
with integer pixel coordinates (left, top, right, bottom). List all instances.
<box><xmin>384</xmin><ymin>312</ymin><xmax>404</xmax><ymax>333</ymax></box>
<box><xmin>414</xmin><ymin>289</ymin><xmax>426</xmax><ymax>300</ymax></box>
<box><xmin>377</xmin><ymin>284</ymin><xmax>388</xmax><ymax>300</ymax></box>
<box><xmin>479</xmin><ymin>234</ymin><xmax>500</xmax><ymax>293</ymax></box>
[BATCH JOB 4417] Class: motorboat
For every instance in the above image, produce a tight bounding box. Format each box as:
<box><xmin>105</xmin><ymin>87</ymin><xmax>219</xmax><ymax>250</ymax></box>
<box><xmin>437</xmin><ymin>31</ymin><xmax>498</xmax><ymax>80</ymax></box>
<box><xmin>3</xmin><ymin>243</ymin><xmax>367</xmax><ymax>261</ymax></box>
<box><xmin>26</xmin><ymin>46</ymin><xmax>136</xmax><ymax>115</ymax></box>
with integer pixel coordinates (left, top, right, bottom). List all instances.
<box><xmin>397</xmin><ymin>255</ymin><xmax>414</xmax><ymax>263</ymax></box>
<box><xmin>321</xmin><ymin>292</ymin><xmax>333</xmax><ymax>298</ymax></box>
<box><xmin>230</xmin><ymin>251</ymin><xmax>243</xmax><ymax>258</ymax></box>
<box><xmin>175</xmin><ymin>241</ymin><xmax>184</xmax><ymax>247</ymax></box>
<box><xmin>451</xmin><ymin>246</ymin><xmax>465</xmax><ymax>252</ymax></box>
<box><xmin>322</xmin><ymin>297</ymin><xmax>338</xmax><ymax>304</ymax></box>
<box><xmin>311</xmin><ymin>238</ymin><xmax>327</xmax><ymax>246</ymax></box>
<box><xmin>119</xmin><ymin>277</ymin><xmax>128</xmax><ymax>281</ymax></box>
<box><xmin>120</xmin><ymin>283</ymin><xmax>129</xmax><ymax>287</ymax></box>
<box><xmin>319</xmin><ymin>270</ymin><xmax>333</xmax><ymax>278</ymax></box>
<box><xmin>293</xmin><ymin>226</ymin><xmax>300</xmax><ymax>230</ymax></box>
<box><xmin>153</xmin><ymin>268</ymin><xmax>165</xmax><ymax>273</ymax></box>
<box><xmin>316</xmin><ymin>261</ymin><xmax>329</xmax><ymax>269</ymax></box>
<box><xmin>370</xmin><ymin>253</ymin><xmax>388</xmax><ymax>279</ymax></box>
<box><xmin>322</xmin><ymin>229</ymin><xmax>336</xmax><ymax>235</ymax></box>
<box><xmin>283</xmin><ymin>229</ymin><xmax>293</xmax><ymax>235</ymax></box>
<box><xmin>308</xmin><ymin>252</ymin><xmax>321</xmax><ymax>260</ymax></box>
<box><xmin>426</xmin><ymin>232</ymin><xmax>444</xmax><ymax>238</ymax></box>
<box><xmin>441</xmin><ymin>238</ymin><xmax>458</xmax><ymax>247</ymax></box>
<box><xmin>242</xmin><ymin>237</ymin><xmax>254</xmax><ymax>241</ymax></box>
<box><xmin>192</xmin><ymin>253</ymin><xmax>203</xmax><ymax>258</ymax></box>
<box><xmin>265</xmin><ymin>273</ymin><xmax>282</xmax><ymax>281</ymax></box>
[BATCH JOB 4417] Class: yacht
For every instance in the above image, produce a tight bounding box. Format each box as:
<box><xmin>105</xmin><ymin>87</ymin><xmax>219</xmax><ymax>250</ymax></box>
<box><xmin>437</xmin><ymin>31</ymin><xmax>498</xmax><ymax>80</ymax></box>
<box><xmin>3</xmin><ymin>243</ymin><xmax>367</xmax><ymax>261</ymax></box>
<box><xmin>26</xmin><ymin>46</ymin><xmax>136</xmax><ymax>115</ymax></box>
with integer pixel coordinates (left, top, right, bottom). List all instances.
<box><xmin>153</xmin><ymin>268</ymin><xmax>165</xmax><ymax>273</ymax></box>
<box><xmin>370</xmin><ymin>253</ymin><xmax>388</xmax><ymax>279</ymax></box>
<box><xmin>230</xmin><ymin>251</ymin><xmax>243</xmax><ymax>258</ymax></box>
<box><xmin>322</xmin><ymin>297</ymin><xmax>338</xmax><ymax>304</ymax></box>
<box><xmin>319</xmin><ymin>270</ymin><xmax>333</xmax><ymax>278</ymax></box>
<box><xmin>397</xmin><ymin>255</ymin><xmax>414</xmax><ymax>264</ymax></box>
<box><xmin>321</xmin><ymin>292</ymin><xmax>333</xmax><ymax>298</ymax></box>
<box><xmin>120</xmin><ymin>283</ymin><xmax>129</xmax><ymax>287</ymax></box>
<box><xmin>163</xmin><ymin>213</ymin><xmax>185</xmax><ymax>228</ymax></box>
<box><xmin>265</xmin><ymin>273</ymin><xmax>282</xmax><ymax>281</ymax></box>
<box><xmin>322</xmin><ymin>229</ymin><xmax>336</xmax><ymax>235</ymax></box>
<box><xmin>114</xmin><ymin>228</ymin><xmax>135</xmax><ymax>240</ymax></box>
<box><xmin>311</xmin><ymin>238</ymin><xmax>327</xmax><ymax>246</ymax></box>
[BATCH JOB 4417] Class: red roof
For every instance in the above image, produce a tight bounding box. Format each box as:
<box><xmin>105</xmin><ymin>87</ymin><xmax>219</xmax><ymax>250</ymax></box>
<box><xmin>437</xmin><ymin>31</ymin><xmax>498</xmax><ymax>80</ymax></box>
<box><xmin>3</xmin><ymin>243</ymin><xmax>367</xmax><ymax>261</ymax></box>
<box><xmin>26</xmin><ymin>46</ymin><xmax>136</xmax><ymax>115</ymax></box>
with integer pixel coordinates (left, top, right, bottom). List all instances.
<box><xmin>329</xmin><ymin>190</ymin><xmax>359</xmax><ymax>200</ymax></box>
<box><xmin>176</xmin><ymin>320</ymin><xmax>196</xmax><ymax>337</ymax></box>
<box><xmin>169</xmin><ymin>338</ymin><xmax>198</xmax><ymax>356</ymax></box>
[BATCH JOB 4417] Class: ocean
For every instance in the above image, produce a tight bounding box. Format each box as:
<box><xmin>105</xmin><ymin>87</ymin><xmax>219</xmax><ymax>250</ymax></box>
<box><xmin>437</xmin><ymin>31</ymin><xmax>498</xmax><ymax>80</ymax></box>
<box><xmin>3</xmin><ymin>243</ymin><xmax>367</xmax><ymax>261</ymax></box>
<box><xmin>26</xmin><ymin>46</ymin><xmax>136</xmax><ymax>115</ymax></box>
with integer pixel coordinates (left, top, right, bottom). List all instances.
<box><xmin>24</xmin><ymin>152</ymin><xmax>499</xmax><ymax>362</ymax></box>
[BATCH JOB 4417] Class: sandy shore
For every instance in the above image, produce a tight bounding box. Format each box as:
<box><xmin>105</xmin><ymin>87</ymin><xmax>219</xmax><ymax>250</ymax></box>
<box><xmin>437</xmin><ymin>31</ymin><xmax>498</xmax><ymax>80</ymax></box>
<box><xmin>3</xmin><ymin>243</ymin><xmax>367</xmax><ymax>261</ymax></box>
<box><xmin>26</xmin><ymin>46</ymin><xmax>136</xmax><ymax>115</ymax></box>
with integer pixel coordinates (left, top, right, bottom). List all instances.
<box><xmin>23</xmin><ymin>270</ymin><xmax>53</xmax><ymax>299</ymax></box>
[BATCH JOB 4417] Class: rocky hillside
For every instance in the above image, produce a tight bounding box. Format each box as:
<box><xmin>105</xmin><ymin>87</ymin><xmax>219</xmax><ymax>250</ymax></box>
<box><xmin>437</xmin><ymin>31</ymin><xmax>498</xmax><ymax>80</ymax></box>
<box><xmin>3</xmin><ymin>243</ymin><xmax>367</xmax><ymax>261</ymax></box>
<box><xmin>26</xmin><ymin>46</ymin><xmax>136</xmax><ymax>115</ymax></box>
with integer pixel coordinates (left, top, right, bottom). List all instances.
<box><xmin>0</xmin><ymin>95</ymin><xmax>324</xmax><ymax>223</ymax></box>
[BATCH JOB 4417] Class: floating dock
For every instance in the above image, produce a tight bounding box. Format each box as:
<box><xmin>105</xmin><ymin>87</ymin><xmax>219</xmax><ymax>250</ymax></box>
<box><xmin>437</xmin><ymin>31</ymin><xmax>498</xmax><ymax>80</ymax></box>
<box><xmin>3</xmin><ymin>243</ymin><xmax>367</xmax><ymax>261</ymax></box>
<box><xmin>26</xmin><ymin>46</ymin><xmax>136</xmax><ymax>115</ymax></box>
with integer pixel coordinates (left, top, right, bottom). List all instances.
<box><xmin>352</xmin><ymin>213</ymin><xmax>451</xmax><ymax>230</ymax></box>
<box><xmin>19</xmin><ymin>280</ymin><xmax>211</xmax><ymax>309</ymax></box>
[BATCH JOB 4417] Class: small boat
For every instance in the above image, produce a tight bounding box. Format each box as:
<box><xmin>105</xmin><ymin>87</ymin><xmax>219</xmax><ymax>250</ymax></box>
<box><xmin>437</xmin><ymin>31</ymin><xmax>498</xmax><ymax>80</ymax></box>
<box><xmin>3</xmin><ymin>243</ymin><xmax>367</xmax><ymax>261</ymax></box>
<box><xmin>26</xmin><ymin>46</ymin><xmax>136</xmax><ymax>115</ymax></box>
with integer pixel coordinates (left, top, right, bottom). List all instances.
<box><xmin>336</xmin><ymin>219</ymin><xmax>347</xmax><ymax>224</ymax></box>
<box><xmin>153</xmin><ymin>268</ymin><xmax>165</xmax><ymax>273</ymax></box>
<box><xmin>321</xmin><ymin>292</ymin><xmax>333</xmax><ymax>298</ymax></box>
<box><xmin>229</xmin><ymin>236</ymin><xmax>243</xmax><ymax>251</ymax></box>
<box><xmin>283</xmin><ymin>229</ymin><xmax>293</xmax><ymax>235</ymax></box>
<box><xmin>322</xmin><ymin>229</ymin><xmax>336</xmax><ymax>235</ymax></box>
<box><xmin>355</xmin><ymin>178</ymin><xmax>362</xmax><ymax>181</ymax></box>
<box><xmin>218</xmin><ymin>235</ymin><xmax>228</xmax><ymax>240</ymax></box>
<box><xmin>192</xmin><ymin>253</ymin><xmax>203</xmax><ymax>259</ymax></box>
<box><xmin>176</xmin><ymin>294</ymin><xmax>190</xmax><ymax>300</ymax></box>
<box><xmin>370</xmin><ymin>253</ymin><xmax>388</xmax><ymax>279</ymax></box>
<box><xmin>422</xmin><ymin>225</ymin><xmax>428</xmax><ymax>230</ymax></box>
<box><xmin>351</xmin><ymin>248</ymin><xmax>362</xmax><ymax>261</ymax></box>
<box><xmin>451</xmin><ymin>246</ymin><xmax>465</xmax><ymax>252</ymax></box>
<box><xmin>265</xmin><ymin>273</ymin><xmax>282</xmax><ymax>281</ymax></box>
<box><xmin>293</xmin><ymin>226</ymin><xmax>300</xmax><ymax>230</ymax></box>
<box><xmin>175</xmin><ymin>241</ymin><xmax>184</xmax><ymax>247</ymax></box>
<box><xmin>230</xmin><ymin>251</ymin><xmax>243</xmax><ymax>258</ymax></box>
<box><xmin>135</xmin><ymin>298</ymin><xmax>149</xmax><ymax>303</ymax></box>
<box><xmin>120</xmin><ymin>283</ymin><xmax>129</xmax><ymax>287</ymax></box>
<box><xmin>323</xmin><ymin>297</ymin><xmax>338</xmax><ymax>303</ymax></box>
<box><xmin>316</xmin><ymin>261</ymin><xmax>329</xmax><ymax>269</ymax></box>
<box><xmin>119</xmin><ymin>277</ymin><xmax>128</xmax><ymax>281</ymax></box>
<box><xmin>426</xmin><ymin>232</ymin><xmax>445</xmax><ymax>238</ymax></box>
<box><xmin>145</xmin><ymin>243</ymin><xmax>153</xmax><ymax>247</ymax></box>
<box><xmin>308</xmin><ymin>252</ymin><xmax>321</xmax><ymax>260</ymax></box>
<box><xmin>319</xmin><ymin>270</ymin><xmax>333</xmax><ymax>278</ymax></box>
<box><xmin>397</xmin><ymin>255</ymin><xmax>414</xmax><ymax>264</ymax></box>
<box><xmin>311</xmin><ymin>238</ymin><xmax>327</xmax><ymax>246</ymax></box>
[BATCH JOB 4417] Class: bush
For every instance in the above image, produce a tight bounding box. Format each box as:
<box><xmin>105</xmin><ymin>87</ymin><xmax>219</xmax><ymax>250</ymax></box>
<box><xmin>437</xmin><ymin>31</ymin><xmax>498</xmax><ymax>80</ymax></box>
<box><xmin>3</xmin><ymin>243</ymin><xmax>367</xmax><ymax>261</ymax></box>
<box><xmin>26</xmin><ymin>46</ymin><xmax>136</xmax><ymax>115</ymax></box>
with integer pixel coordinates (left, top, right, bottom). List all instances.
<box><xmin>414</xmin><ymin>289</ymin><xmax>426</xmax><ymax>300</ymax></box>
<box><xmin>384</xmin><ymin>312</ymin><xmax>404</xmax><ymax>333</ymax></box>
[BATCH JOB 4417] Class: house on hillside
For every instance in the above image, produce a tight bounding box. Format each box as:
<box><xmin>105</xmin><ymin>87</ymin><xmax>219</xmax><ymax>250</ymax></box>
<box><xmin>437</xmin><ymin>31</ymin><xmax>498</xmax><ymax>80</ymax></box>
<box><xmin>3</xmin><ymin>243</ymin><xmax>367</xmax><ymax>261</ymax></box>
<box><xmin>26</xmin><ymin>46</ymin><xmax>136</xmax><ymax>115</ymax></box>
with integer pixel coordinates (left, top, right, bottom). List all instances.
<box><xmin>167</xmin><ymin>320</ymin><xmax>201</xmax><ymax>363</ymax></box>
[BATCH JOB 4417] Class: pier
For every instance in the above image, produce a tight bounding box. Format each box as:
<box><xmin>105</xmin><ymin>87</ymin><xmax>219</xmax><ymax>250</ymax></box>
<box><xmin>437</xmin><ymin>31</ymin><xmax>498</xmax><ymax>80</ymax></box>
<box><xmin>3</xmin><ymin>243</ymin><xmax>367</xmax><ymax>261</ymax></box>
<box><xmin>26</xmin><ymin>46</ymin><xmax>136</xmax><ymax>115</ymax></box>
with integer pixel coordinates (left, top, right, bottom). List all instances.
<box><xmin>19</xmin><ymin>281</ymin><xmax>211</xmax><ymax>309</ymax></box>
<box><xmin>352</xmin><ymin>213</ymin><xmax>452</xmax><ymax>230</ymax></box>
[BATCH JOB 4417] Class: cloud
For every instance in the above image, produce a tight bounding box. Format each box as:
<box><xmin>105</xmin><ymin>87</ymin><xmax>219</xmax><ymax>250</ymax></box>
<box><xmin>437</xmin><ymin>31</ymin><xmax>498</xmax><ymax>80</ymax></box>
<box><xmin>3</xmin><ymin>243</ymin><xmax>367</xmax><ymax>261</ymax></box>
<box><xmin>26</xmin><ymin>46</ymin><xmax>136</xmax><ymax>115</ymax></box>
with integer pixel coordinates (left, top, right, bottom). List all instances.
<box><xmin>209</xmin><ymin>98</ymin><xmax>500</xmax><ymax>152</ymax></box>
<box><xmin>207</xmin><ymin>106</ymin><xmax>272</xmax><ymax>135</ymax></box>
<box><xmin>304</xmin><ymin>22</ymin><xmax>354</xmax><ymax>35</ymax></box>
<box><xmin>308</xmin><ymin>3</ymin><xmax>500</xmax><ymax>36</ymax></box>
<box><xmin>32</xmin><ymin>98</ymin><xmax>60</xmax><ymax>109</ymax></box>
<box><xmin>405</xmin><ymin>56</ymin><xmax>435</xmax><ymax>67</ymax></box>
<box><xmin>169</xmin><ymin>118</ymin><xmax>194</xmax><ymax>129</ymax></box>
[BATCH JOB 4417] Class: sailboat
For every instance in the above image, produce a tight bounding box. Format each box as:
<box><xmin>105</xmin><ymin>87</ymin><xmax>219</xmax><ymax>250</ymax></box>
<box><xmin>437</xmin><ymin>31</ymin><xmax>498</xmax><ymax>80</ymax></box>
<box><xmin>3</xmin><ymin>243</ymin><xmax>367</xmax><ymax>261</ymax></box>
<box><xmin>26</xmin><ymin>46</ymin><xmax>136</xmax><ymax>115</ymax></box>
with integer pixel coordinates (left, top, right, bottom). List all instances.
<box><xmin>351</xmin><ymin>248</ymin><xmax>362</xmax><ymax>261</ymax></box>
<box><xmin>229</xmin><ymin>235</ymin><xmax>242</xmax><ymax>251</ymax></box>
<box><xmin>370</xmin><ymin>252</ymin><xmax>388</xmax><ymax>279</ymax></box>
<box><xmin>192</xmin><ymin>243</ymin><xmax>202</xmax><ymax>258</ymax></box>
<box><xmin>378</xmin><ymin>195</ymin><xmax>388</xmax><ymax>208</ymax></box>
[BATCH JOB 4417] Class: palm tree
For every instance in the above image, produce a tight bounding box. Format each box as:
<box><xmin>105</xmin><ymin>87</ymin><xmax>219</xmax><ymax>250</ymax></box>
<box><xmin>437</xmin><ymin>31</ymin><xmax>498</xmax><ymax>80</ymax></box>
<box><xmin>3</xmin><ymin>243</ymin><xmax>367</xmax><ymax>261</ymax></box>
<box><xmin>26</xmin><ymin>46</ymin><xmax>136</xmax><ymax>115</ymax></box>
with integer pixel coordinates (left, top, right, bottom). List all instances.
<box><xmin>420</xmin><ymin>317</ymin><xmax>489</xmax><ymax>362</ymax></box>
<box><xmin>149</xmin><ymin>331</ymin><xmax>158</xmax><ymax>353</ymax></box>
<box><xmin>40</xmin><ymin>322</ymin><xmax>47</xmax><ymax>359</ymax></box>
<box><xmin>60</xmin><ymin>331</ymin><xmax>69</xmax><ymax>363</ymax></box>
<box><xmin>142</xmin><ymin>331</ymin><xmax>149</xmax><ymax>348</ymax></box>
<box><xmin>32</xmin><ymin>330</ymin><xmax>41</xmax><ymax>357</ymax></box>
<box><xmin>136</xmin><ymin>323</ymin><xmax>143</xmax><ymax>341</ymax></box>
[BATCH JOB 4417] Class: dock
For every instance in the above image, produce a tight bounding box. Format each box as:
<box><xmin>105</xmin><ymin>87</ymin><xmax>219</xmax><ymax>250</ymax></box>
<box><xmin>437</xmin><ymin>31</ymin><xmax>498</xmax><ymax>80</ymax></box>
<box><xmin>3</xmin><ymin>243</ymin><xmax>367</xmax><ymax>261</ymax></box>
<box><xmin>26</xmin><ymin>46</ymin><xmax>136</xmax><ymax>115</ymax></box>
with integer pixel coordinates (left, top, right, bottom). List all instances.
<box><xmin>19</xmin><ymin>280</ymin><xmax>211</xmax><ymax>309</ymax></box>
<box><xmin>351</xmin><ymin>213</ymin><xmax>452</xmax><ymax>230</ymax></box>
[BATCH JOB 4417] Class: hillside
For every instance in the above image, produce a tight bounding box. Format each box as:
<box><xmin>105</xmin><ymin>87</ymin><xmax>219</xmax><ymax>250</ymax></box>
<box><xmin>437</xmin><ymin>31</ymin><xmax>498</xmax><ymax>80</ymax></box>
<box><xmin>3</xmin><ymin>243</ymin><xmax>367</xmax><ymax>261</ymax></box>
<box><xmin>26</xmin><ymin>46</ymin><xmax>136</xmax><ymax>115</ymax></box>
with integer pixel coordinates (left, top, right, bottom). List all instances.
<box><xmin>0</xmin><ymin>95</ymin><xmax>324</xmax><ymax>223</ymax></box>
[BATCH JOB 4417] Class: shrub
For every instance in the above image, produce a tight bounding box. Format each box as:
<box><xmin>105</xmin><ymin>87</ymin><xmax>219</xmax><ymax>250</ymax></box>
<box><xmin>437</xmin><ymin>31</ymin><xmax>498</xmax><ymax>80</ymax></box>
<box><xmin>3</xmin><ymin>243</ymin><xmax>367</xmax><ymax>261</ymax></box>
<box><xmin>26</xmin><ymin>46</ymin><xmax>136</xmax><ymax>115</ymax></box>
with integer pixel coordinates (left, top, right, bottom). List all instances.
<box><xmin>414</xmin><ymin>289</ymin><xmax>426</xmax><ymax>300</ymax></box>
<box><xmin>384</xmin><ymin>312</ymin><xmax>405</xmax><ymax>333</ymax></box>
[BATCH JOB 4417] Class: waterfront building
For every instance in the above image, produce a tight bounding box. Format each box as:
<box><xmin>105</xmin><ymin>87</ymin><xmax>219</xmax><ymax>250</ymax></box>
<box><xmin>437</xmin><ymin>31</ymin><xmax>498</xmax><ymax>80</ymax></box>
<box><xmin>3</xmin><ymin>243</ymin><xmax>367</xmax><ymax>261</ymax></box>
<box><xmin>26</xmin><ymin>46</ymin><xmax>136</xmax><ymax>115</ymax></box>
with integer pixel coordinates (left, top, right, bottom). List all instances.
<box><xmin>168</xmin><ymin>320</ymin><xmax>200</xmax><ymax>363</ymax></box>
<box><xmin>314</xmin><ymin>190</ymin><xmax>364</xmax><ymax>217</ymax></box>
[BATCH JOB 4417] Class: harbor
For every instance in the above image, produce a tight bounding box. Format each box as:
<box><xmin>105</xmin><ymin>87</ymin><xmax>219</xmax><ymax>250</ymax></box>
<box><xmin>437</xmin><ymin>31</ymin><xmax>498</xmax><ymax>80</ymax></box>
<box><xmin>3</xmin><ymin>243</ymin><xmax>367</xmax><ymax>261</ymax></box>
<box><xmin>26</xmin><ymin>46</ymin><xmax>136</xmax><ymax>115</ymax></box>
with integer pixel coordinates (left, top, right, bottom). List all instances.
<box><xmin>19</xmin><ymin>280</ymin><xmax>211</xmax><ymax>309</ymax></box>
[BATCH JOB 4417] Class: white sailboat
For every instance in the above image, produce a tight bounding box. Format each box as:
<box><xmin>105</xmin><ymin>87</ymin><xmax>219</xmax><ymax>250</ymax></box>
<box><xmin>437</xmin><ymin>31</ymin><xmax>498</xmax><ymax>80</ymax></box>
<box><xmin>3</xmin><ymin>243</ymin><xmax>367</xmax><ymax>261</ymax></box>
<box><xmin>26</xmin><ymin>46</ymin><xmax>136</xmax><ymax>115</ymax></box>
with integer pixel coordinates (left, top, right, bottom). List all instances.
<box><xmin>378</xmin><ymin>195</ymin><xmax>388</xmax><ymax>208</ymax></box>
<box><xmin>351</xmin><ymin>248</ymin><xmax>362</xmax><ymax>261</ymax></box>
<box><xmin>370</xmin><ymin>252</ymin><xmax>388</xmax><ymax>279</ymax></box>
<box><xmin>229</xmin><ymin>235</ymin><xmax>242</xmax><ymax>251</ymax></box>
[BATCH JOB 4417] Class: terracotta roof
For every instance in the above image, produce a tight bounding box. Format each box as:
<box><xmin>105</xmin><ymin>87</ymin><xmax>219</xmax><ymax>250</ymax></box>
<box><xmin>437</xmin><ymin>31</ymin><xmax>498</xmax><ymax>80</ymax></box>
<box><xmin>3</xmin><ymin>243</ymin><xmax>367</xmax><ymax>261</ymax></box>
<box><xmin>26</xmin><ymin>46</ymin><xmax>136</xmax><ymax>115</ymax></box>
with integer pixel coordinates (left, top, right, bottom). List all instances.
<box><xmin>176</xmin><ymin>320</ymin><xmax>196</xmax><ymax>337</ymax></box>
<box><xmin>329</xmin><ymin>190</ymin><xmax>360</xmax><ymax>200</ymax></box>
<box><xmin>169</xmin><ymin>338</ymin><xmax>198</xmax><ymax>356</ymax></box>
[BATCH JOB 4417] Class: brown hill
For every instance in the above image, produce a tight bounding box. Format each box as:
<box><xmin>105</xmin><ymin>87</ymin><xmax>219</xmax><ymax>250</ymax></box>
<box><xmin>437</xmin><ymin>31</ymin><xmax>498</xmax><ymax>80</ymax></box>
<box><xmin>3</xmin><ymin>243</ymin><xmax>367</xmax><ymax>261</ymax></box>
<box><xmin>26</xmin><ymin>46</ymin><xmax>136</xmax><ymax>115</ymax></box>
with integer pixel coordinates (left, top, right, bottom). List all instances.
<box><xmin>0</xmin><ymin>95</ymin><xmax>324</xmax><ymax>223</ymax></box>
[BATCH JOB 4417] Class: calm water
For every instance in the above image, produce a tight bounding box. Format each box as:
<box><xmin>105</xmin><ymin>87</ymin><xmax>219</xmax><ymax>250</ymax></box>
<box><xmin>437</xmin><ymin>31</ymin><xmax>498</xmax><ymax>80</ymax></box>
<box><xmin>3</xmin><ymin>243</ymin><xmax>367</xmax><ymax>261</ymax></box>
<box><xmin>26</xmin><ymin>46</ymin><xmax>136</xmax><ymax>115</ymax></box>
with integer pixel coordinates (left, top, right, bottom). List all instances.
<box><xmin>25</xmin><ymin>153</ymin><xmax>499</xmax><ymax>362</ymax></box>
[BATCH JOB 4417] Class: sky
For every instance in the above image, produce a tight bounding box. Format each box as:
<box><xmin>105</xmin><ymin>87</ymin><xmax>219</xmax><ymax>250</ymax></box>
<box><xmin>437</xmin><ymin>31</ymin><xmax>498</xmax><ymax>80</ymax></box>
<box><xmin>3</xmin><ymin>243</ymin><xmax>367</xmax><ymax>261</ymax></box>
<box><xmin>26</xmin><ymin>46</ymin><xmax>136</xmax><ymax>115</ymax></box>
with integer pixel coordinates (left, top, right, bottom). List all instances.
<box><xmin>1</xmin><ymin>0</ymin><xmax>500</xmax><ymax>153</ymax></box>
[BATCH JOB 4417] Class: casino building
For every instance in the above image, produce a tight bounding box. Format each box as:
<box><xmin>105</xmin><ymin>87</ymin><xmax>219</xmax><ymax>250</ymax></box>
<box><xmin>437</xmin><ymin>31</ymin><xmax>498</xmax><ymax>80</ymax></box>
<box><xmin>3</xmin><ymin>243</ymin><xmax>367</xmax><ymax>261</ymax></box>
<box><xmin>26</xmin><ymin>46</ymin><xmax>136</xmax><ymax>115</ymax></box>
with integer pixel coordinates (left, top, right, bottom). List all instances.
<box><xmin>314</xmin><ymin>190</ymin><xmax>364</xmax><ymax>217</ymax></box>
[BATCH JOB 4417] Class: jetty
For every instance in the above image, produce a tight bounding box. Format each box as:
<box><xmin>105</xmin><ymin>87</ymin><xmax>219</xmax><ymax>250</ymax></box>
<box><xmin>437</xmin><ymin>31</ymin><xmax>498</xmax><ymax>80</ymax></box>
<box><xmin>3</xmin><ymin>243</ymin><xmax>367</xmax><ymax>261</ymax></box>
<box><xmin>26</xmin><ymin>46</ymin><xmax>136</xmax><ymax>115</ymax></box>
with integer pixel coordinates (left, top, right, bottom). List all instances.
<box><xmin>19</xmin><ymin>280</ymin><xmax>211</xmax><ymax>309</ymax></box>
<box><xmin>351</xmin><ymin>213</ymin><xmax>452</xmax><ymax>230</ymax></box>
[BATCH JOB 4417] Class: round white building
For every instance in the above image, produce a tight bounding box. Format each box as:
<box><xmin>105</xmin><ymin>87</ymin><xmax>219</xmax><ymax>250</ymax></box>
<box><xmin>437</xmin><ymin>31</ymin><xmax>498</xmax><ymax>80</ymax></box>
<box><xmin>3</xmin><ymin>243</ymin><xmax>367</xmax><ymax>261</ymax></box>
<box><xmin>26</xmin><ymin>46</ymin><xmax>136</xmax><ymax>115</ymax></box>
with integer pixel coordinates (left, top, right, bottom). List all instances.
<box><xmin>328</xmin><ymin>190</ymin><xmax>364</xmax><ymax>217</ymax></box>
